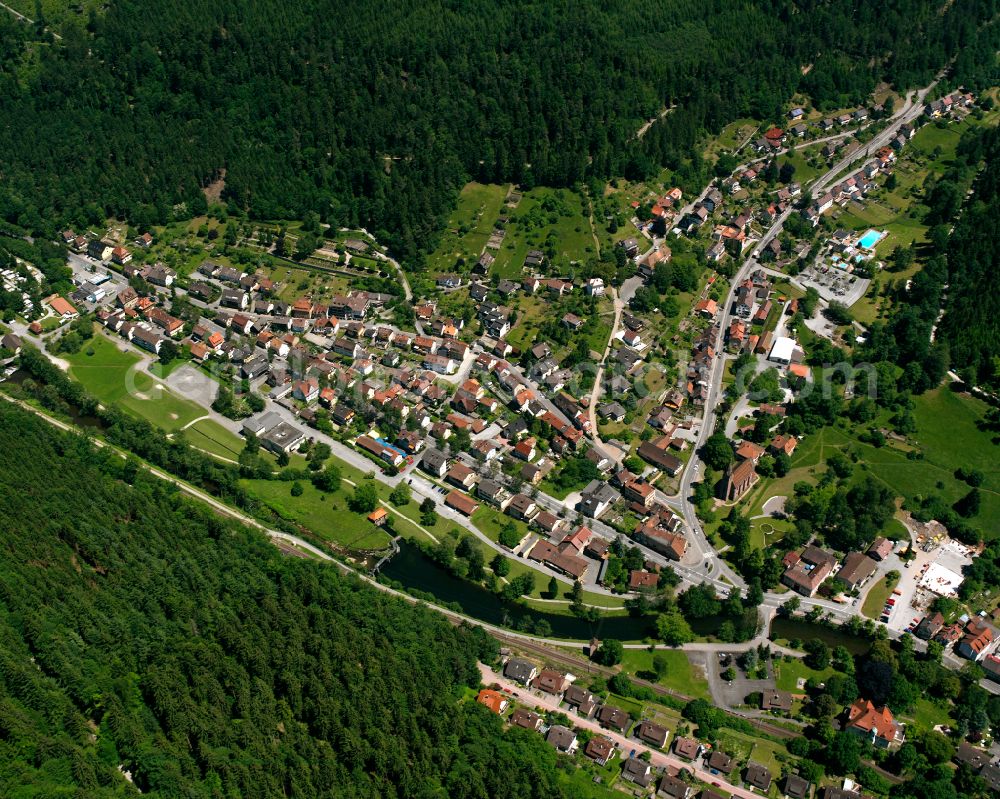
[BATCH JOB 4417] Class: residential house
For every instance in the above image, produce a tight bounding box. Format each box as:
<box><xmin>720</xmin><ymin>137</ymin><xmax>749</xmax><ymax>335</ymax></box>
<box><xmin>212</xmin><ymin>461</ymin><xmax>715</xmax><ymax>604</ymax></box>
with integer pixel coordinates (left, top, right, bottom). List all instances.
<box><xmin>87</xmin><ymin>239</ymin><xmax>114</xmax><ymax>261</ymax></box>
<box><xmin>784</xmin><ymin>774</ymin><xmax>812</xmax><ymax>799</ymax></box>
<box><xmin>629</xmin><ymin>570</ymin><xmax>659</xmax><ymax>590</ymax></box>
<box><xmin>578</xmin><ymin>480</ymin><xmax>619</xmax><ymax>519</ymax></box>
<box><xmin>956</xmin><ymin>620</ymin><xmax>994</xmax><ymax>661</ymax></box>
<box><xmin>597</xmin><ymin>704</ymin><xmax>630</xmax><ymax>733</ymax></box>
<box><xmin>707</xmin><ymin>751</ymin><xmax>735</xmax><ymax>775</ymax></box>
<box><xmin>220</xmin><ymin>288</ymin><xmax>249</xmax><ymax>309</ymax></box>
<box><xmin>658</xmin><ymin>774</ymin><xmax>690</xmax><ymax>799</ymax></box>
<box><xmin>635</xmin><ymin>720</ymin><xmax>668</xmax><ymax>748</ymax></box>
<box><xmin>531</xmin><ymin>669</ymin><xmax>568</xmax><ymax>696</ymax></box>
<box><xmin>642</xmin><ymin>529</ymin><xmax>688</xmax><ymax>562</ymax></box>
<box><xmin>476</xmin><ymin>689</ymin><xmax>508</xmax><ymax>714</ymax></box>
<box><xmin>503</xmin><ymin>658</ymin><xmax>537</xmax><ymax>685</ymax></box>
<box><xmin>837</xmin><ymin>552</ymin><xmax>878</xmax><ymax>591</ymax></box>
<box><xmin>130</xmin><ymin>326</ymin><xmax>164</xmax><ymax>354</ymax></box>
<box><xmin>564</xmin><ymin>685</ymin><xmax>597</xmax><ymax>717</ymax></box>
<box><xmin>546</xmin><ymin>725</ymin><xmax>578</xmax><ymax>753</ymax></box>
<box><xmin>980</xmin><ymin>653</ymin><xmax>1000</xmax><ymax>682</ymax></box>
<box><xmin>867</xmin><ymin>537</ymin><xmax>894</xmax><ymax>561</ymax></box>
<box><xmin>745</xmin><ymin>762</ymin><xmax>772</xmax><ymax>792</ymax></box>
<box><xmin>293</xmin><ymin>379</ymin><xmax>320</xmax><ymax>403</ymax></box>
<box><xmin>637</xmin><ymin>439</ymin><xmax>683</xmax><ymax>476</ymax></box>
<box><xmin>621</xmin><ymin>757</ymin><xmax>653</xmax><ymax>787</ymax></box>
<box><xmin>445</xmin><ymin>462</ymin><xmax>477</xmax><ymax>490</ymax></box>
<box><xmin>584</xmin><ymin>736</ymin><xmax>615</xmax><ymax>766</ymax></box>
<box><xmin>445</xmin><ymin>490</ymin><xmax>479</xmax><ymax>517</ymax></box>
<box><xmin>476</xmin><ymin>478</ymin><xmax>510</xmax><ymax>510</ymax></box>
<box><xmin>507</xmin><ymin>493</ymin><xmax>538</xmax><ymax>521</ymax></box>
<box><xmin>673</xmin><ymin>737</ymin><xmax>700</xmax><ymax>761</ymax></box>
<box><xmin>527</xmin><ymin>539</ymin><xmax>589</xmax><ymax>581</ymax></box>
<box><xmin>914</xmin><ymin>612</ymin><xmax>945</xmax><ymax>641</ymax></box>
<box><xmin>510</xmin><ymin>708</ymin><xmax>542</xmax><ymax>731</ymax></box>
<box><xmin>953</xmin><ymin>742</ymin><xmax>990</xmax><ymax>771</ymax></box>
<box><xmin>845</xmin><ymin>699</ymin><xmax>904</xmax><ymax>748</ymax></box>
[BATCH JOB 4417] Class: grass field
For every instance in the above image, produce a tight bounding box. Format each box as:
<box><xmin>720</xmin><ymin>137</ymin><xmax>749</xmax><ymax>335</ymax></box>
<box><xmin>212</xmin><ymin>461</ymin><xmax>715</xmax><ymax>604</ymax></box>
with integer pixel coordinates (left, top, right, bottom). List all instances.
<box><xmin>492</xmin><ymin>187</ymin><xmax>596</xmax><ymax>276</ymax></box>
<box><xmin>619</xmin><ymin>649</ymin><xmax>713</xmax><ymax>701</ymax></box>
<box><xmin>902</xmin><ymin>698</ymin><xmax>955</xmax><ymax>731</ymax></box>
<box><xmin>861</xmin><ymin>576</ymin><xmax>894</xmax><ymax>620</ymax></box>
<box><xmin>776</xmin><ymin>144</ymin><xmax>825</xmax><ymax>185</ymax></box>
<box><xmin>856</xmin><ymin>388</ymin><xmax>1000</xmax><ymax>537</ymax></box>
<box><xmin>704</xmin><ymin>118</ymin><xmax>759</xmax><ymax>160</ymax></box>
<box><xmin>425</xmin><ymin>182</ymin><xmax>510</xmax><ymax>274</ymax></box>
<box><xmin>240</xmin><ymin>478</ymin><xmax>393</xmax><ymax>551</ymax></box>
<box><xmin>66</xmin><ymin>332</ymin><xmax>205</xmax><ymax>432</ymax></box>
<box><xmin>714</xmin><ymin>729</ymin><xmax>787</xmax><ymax>775</ymax></box>
<box><xmin>749</xmin><ymin>517</ymin><xmax>795</xmax><ymax>550</ymax></box>
<box><xmin>773</xmin><ymin>658</ymin><xmax>838</xmax><ymax>692</ymax></box>
<box><xmin>472</xmin><ymin>505</ymin><xmax>532</xmax><ymax>545</ymax></box>
<box><xmin>182</xmin><ymin>418</ymin><xmax>245</xmax><ymax>461</ymax></box>
<box><xmin>743</xmin><ymin>386</ymin><xmax>1000</xmax><ymax>540</ymax></box>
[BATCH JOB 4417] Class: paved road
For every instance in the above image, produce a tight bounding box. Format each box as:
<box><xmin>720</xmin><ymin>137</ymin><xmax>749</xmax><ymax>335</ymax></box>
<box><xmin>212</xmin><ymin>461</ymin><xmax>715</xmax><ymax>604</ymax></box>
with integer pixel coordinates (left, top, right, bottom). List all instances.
<box><xmin>663</xmin><ymin>76</ymin><xmax>940</xmax><ymax>591</ymax></box>
<box><xmin>480</xmin><ymin>663</ymin><xmax>764</xmax><ymax>799</ymax></box>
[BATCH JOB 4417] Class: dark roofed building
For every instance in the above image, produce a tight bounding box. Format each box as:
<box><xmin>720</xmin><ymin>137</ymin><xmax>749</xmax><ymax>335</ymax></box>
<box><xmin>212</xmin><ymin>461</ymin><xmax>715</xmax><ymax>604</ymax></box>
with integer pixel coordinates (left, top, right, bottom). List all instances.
<box><xmin>821</xmin><ymin>789</ymin><xmax>862</xmax><ymax>799</ymax></box>
<box><xmin>673</xmin><ymin>736</ymin><xmax>700</xmax><ymax>760</ymax></box>
<box><xmin>635</xmin><ymin>720</ymin><xmax>668</xmax><ymax>748</ymax></box>
<box><xmin>914</xmin><ymin>612</ymin><xmax>945</xmax><ymax>641</ymax></box>
<box><xmin>980</xmin><ymin>764</ymin><xmax>1000</xmax><ymax>793</ymax></box>
<box><xmin>509</xmin><ymin>708</ymin><xmax>541</xmax><ymax>731</ymax></box>
<box><xmin>531</xmin><ymin>669</ymin><xmax>568</xmax><ymax>696</ymax></box>
<box><xmin>503</xmin><ymin>658</ymin><xmax>537</xmax><ymax>685</ymax></box>
<box><xmin>564</xmin><ymin>684</ymin><xmax>597</xmax><ymax>716</ymax></box>
<box><xmin>953</xmin><ymin>741</ymin><xmax>990</xmax><ymax>770</ymax></box>
<box><xmin>658</xmin><ymin>774</ymin><xmax>690</xmax><ymax>799</ymax></box>
<box><xmin>761</xmin><ymin>688</ymin><xmax>793</xmax><ymax>712</ymax></box>
<box><xmin>621</xmin><ymin>757</ymin><xmax>653</xmax><ymax>787</ymax></box>
<box><xmin>597</xmin><ymin>704</ymin><xmax>630</xmax><ymax>733</ymax></box>
<box><xmin>744</xmin><ymin>762</ymin><xmax>772</xmax><ymax>791</ymax></box>
<box><xmin>707</xmin><ymin>751</ymin><xmax>735</xmax><ymax>774</ymax></box>
<box><xmin>867</xmin><ymin>537</ymin><xmax>894</xmax><ymax>561</ymax></box>
<box><xmin>546</xmin><ymin>725</ymin><xmax>578</xmax><ymax>753</ymax></box>
<box><xmin>584</xmin><ymin>735</ymin><xmax>615</xmax><ymax>765</ymax></box>
<box><xmin>784</xmin><ymin>773</ymin><xmax>812</xmax><ymax>799</ymax></box>
<box><xmin>837</xmin><ymin>552</ymin><xmax>878</xmax><ymax>590</ymax></box>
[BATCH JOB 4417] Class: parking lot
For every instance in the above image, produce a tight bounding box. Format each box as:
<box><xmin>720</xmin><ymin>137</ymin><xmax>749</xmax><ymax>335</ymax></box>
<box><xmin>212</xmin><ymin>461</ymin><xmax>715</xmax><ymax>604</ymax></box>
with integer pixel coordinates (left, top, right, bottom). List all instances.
<box><xmin>796</xmin><ymin>263</ymin><xmax>870</xmax><ymax>307</ymax></box>
<box><xmin>68</xmin><ymin>253</ymin><xmax>129</xmax><ymax>312</ymax></box>
<box><xmin>886</xmin><ymin>537</ymin><xmax>974</xmax><ymax>633</ymax></box>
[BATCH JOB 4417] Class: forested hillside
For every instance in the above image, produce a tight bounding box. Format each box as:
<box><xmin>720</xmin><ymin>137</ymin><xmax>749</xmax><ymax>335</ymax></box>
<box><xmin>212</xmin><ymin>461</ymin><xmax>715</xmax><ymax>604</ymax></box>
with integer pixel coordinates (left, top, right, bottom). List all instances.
<box><xmin>938</xmin><ymin>125</ymin><xmax>1000</xmax><ymax>390</ymax></box>
<box><xmin>0</xmin><ymin>0</ymin><xmax>997</xmax><ymax>266</ymax></box>
<box><xmin>0</xmin><ymin>402</ymin><xmax>584</xmax><ymax>798</ymax></box>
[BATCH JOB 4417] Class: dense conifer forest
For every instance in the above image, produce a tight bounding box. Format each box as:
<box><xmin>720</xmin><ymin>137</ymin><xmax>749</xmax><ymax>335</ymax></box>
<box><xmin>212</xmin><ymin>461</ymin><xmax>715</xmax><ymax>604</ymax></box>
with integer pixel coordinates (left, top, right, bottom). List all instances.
<box><xmin>937</xmin><ymin>126</ymin><xmax>1000</xmax><ymax>390</ymax></box>
<box><xmin>0</xmin><ymin>0</ymin><xmax>998</xmax><ymax>267</ymax></box>
<box><xmin>0</xmin><ymin>402</ymin><xmax>590</xmax><ymax>798</ymax></box>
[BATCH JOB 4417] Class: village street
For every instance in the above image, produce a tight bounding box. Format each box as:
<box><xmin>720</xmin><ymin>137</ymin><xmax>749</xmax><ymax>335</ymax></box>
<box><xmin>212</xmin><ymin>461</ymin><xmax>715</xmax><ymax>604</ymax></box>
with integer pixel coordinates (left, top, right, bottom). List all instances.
<box><xmin>479</xmin><ymin>662</ymin><xmax>767</xmax><ymax>799</ymax></box>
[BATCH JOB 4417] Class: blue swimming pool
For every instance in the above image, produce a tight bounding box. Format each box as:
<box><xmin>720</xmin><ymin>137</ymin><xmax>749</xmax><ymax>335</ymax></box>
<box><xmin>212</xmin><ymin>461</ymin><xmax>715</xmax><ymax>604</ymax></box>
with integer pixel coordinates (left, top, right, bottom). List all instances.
<box><xmin>858</xmin><ymin>229</ymin><xmax>883</xmax><ymax>249</ymax></box>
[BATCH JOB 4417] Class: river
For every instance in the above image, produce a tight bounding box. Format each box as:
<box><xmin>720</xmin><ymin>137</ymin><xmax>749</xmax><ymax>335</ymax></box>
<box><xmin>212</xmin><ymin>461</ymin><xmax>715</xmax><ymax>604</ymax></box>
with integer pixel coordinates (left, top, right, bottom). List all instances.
<box><xmin>768</xmin><ymin>616</ymin><xmax>871</xmax><ymax>654</ymax></box>
<box><xmin>380</xmin><ymin>541</ymin><xmax>659</xmax><ymax>640</ymax></box>
<box><xmin>2</xmin><ymin>369</ymin><xmax>103</xmax><ymax>429</ymax></box>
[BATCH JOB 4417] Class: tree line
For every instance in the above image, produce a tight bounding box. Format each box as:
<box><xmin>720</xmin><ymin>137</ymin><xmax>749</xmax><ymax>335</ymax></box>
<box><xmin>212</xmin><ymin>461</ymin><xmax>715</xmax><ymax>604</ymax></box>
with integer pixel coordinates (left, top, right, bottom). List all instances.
<box><xmin>0</xmin><ymin>0</ymin><xmax>995</xmax><ymax>269</ymax></box>
<box><xmin>0</xmin><ymin>400</ymin><xmax>618</xmax><ymax>798</ymax></box>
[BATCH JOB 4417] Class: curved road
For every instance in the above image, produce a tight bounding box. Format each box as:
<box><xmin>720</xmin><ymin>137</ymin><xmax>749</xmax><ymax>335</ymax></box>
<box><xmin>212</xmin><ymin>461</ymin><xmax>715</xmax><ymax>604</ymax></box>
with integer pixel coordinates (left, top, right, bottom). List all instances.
<box><xmin>662</xmin><ymin>77</ymin><xmax>939</xmax><ymax>589</ymax></box>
